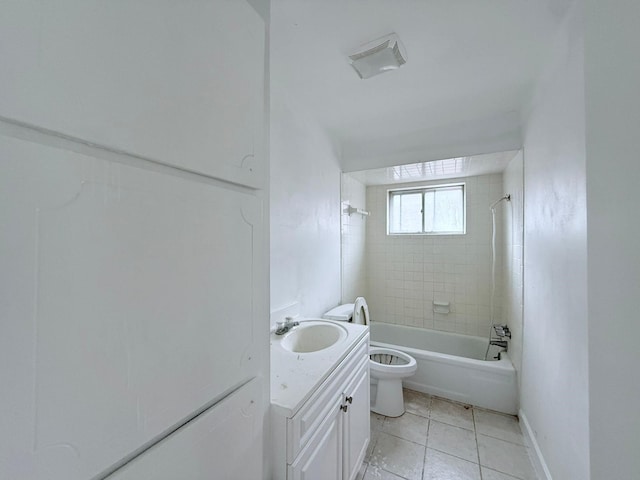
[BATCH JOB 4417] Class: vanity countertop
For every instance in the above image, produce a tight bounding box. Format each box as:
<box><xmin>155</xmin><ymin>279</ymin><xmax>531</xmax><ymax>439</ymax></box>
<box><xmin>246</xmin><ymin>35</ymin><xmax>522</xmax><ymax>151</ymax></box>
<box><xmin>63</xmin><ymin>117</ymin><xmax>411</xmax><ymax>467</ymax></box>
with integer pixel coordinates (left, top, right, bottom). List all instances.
<box><xmin>270</xmin><ymin>319</ymin><xmax>369</xmax><ymax>417</ymax></box>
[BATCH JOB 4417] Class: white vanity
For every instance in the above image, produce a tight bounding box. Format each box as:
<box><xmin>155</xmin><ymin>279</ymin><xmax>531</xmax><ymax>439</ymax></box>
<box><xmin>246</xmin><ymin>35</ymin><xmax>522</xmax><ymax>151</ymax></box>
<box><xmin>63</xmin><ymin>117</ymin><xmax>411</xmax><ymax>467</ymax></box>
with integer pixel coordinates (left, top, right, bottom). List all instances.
<box><xmin>271</xmin><ymin>320</ymin><xmax>370</xmax><ymax>480</ymax></box>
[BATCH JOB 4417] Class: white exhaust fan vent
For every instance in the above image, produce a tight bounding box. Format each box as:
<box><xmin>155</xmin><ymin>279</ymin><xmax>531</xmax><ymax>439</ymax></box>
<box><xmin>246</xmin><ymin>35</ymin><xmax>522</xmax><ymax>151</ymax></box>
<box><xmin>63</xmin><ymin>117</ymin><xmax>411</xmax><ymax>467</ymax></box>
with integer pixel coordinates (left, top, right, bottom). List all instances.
<box><xmin>349</xmin><ymin>33</ymin><xmax>407</xmax><ymax>79</ymax></box>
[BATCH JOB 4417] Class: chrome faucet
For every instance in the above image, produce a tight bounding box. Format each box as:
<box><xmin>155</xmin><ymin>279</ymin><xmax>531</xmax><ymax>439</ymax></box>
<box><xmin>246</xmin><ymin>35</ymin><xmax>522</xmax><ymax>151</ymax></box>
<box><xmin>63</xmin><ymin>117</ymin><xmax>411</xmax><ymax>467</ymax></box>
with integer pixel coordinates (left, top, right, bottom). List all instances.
<box><xmin>275</xmin><ymin>316</ymin><xmax>299</xmax><ymax>335</ymax></box>
<box><xmin>490</xmin><ymin>340</ymin><xmax>508</xmax><ymax>349</ymax></box>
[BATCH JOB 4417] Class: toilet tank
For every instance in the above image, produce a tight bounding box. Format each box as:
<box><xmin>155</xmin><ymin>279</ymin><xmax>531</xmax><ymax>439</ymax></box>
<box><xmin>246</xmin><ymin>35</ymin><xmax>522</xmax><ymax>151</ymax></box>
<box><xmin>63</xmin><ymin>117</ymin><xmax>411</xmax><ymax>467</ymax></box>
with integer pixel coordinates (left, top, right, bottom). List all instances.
<box><xmin>323</xmin><ymin>304</ymin><xmax>354</xmax><ymax>322</ymax></box>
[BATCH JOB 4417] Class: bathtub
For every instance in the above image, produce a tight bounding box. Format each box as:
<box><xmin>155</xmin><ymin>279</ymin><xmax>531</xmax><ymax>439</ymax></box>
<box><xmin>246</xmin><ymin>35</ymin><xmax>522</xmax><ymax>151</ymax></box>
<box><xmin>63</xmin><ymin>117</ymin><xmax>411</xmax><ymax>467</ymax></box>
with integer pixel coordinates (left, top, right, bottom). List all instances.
<box><xmin>370</xmin><ymin>322</ymin><xmax>517</xmax><ymax>415</ymax></box>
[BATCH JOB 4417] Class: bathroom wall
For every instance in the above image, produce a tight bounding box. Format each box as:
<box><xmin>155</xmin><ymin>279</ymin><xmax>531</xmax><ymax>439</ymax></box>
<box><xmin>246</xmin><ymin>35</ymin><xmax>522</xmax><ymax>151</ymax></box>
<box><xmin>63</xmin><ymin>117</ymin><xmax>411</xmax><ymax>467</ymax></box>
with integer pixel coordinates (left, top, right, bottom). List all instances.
<box><xmin>269</xmin><ymin>91</ymin><xmax>342</xmax><ymax>321</ymax></box>
<box><xmin>502</xmin><ymin>152</ymin><xmax>524</xmax><ymax>381</ymax></box>
<box><xmin>341</xmin><ymin>174</ymin><xmax>367</xmax><ymax>304</ymax></box>
<box><xmin>584</xmin><ymin>0</ymin><xmax>640</xmax><ymax>477</ymax></box>
<box><xmin>519</xmin><ymin>2</ymin><xmax>589</xmax><ymax>478</ymax></box>
<box><xmin>365</xmin><ymin>173</ymin><xmax>504</xmax><ymax>336</ymax></box>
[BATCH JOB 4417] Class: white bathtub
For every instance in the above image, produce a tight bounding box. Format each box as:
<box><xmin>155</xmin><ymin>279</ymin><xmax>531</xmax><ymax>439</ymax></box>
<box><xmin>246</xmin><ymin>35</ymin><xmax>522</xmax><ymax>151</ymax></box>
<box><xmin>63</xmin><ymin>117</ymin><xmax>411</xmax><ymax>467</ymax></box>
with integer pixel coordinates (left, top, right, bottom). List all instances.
<box><xmin>370</xmin><ymin>322</ymin><xmax>518</xmax><ymax>415</ymax></box>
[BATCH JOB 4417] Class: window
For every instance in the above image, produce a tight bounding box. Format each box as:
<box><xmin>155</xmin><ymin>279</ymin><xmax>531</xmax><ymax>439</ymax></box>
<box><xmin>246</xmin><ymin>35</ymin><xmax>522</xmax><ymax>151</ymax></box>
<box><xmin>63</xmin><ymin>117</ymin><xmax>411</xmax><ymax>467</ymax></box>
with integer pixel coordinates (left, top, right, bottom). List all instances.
<box><xmin>388</xmin><ymin>183</ymin><xmax>465</xmax><ymax>235</ymax></box>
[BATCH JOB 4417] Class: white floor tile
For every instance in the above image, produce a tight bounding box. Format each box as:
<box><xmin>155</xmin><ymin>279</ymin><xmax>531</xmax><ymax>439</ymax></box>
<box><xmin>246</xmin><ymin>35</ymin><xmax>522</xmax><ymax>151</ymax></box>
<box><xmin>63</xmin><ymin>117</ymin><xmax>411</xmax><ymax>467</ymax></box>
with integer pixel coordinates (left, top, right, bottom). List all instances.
<box><xmin>369</xmin><ymin>432</ymin><xmax>425</xmax><ymax>480</ymax></box>
<box><xmin>366</xmin><ymin>429</ymin><xmax>380</xmax><ymax>462</ymax></box>
<box><xmin>371</xmin><ymin>412</ymin><xmax>386</xmax><ymax>431</ymax></box>
<box><xmin>474</xmin><ymin>410</ymin><xmax>525</xmax><ymax>445</ymax></box>
<box><xmin>481</xmin><ymin>466</ymin><xmax>522</xmax><ymax>480</ymax></box>
<box><xmin>363</xmin><ymin>464</ymin><xmax>407</xmax><ymax>480</ymax></box>
<box><xmin>430</xmin><ymin>398</ymin><xmax>474</xmax><ymax>430</ymax></box>
<box><xmin>383</xmin><ymin>412</ymin><xmax>429</xmax><ymax>445</ymax></box>
<box><xmin>423</xmin><ymin>448</ymin><xmax>481</xmax><ymax>480</ymax></box>
<box><xmin>427</xmin><ymin>420</ymin><xmax>478</xmax><ymax>463</ymax></box>
<box><xmin>403</xmin><ymin>389</ymin><xmax>431</xmax><ymax>418</ymax></box>
<box><xmin>477</xmin><ymin>434</ymin><xmax>537</xmax><ymax>480</ymax></box>
<box><xmin>368</xmin><ymin>401</ymin><xmax>538</xmax><ymax>480</ymax></box>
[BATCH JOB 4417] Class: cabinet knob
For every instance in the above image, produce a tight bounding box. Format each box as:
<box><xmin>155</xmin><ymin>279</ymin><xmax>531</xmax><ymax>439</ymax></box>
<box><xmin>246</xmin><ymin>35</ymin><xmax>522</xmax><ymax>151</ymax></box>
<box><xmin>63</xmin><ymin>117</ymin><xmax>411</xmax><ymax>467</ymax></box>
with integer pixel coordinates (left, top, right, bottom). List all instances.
<box><xmin>345</xmin><ymin>396</ymin><xmax>353</xmax><ymax>404</ymax></box>
<box><xmin>340</xmin><ymin>405</ymin><xmax>349</xmax><ymax>413</ymax></box>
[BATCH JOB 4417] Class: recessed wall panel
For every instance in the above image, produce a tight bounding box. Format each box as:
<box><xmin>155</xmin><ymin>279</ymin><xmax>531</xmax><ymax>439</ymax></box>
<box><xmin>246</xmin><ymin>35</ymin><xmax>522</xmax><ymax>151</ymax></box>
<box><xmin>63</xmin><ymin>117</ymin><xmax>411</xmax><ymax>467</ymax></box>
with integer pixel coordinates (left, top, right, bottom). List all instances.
<box><xmin>0</xmin><ymin>135</ymin><xmax>262</xmax><ymax>479</ymax></box>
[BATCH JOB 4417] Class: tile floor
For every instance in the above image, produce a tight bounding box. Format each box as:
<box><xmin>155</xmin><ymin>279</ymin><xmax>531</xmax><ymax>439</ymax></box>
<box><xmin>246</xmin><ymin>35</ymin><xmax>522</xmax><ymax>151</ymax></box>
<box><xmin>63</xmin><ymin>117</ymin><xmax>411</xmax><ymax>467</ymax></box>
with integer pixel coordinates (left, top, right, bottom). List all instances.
<box><xmin>357</xmin><ymin>389</ymin><xmax>537</xmax><ymax>480</ymax></box>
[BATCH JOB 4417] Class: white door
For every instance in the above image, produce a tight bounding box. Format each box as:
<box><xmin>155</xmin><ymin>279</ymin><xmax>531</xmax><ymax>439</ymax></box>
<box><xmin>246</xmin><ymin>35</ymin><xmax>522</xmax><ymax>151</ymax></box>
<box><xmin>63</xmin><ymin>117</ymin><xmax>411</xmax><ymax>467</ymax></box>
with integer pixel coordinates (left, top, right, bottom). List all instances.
<box><xmin>0</xmin><ymin>136</ymin><xmax>264</xmax><ymax>480</ymax></box>
<box><xmin>288</xmin><ymin>396</ymin><xmax>343</xmax><ymax>480</ymax></box>
<box><xmin>342</xmin><ymin>359</ymin><xmax>370</xmax><ymax>480</ymax></box>
<box><xmin>106</xmin><ymin>378</ymin><xmax>262</xmax><ymax>480</ymax></box>
<box><xmin>0</xmin><ymin>0</ymin><xmax>265</xmax><ymax>188</ymax></box>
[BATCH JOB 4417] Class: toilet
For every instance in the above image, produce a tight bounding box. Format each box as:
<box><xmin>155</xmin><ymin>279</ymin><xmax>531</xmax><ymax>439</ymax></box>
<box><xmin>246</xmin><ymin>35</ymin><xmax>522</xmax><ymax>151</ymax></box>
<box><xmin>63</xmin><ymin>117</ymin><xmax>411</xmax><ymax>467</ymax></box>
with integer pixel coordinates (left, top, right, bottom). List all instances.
<box><xmin>323</xmin><ymin>298</ymin><xmax>418</xmax><ymax>417</ymax></box>
<box><xmin>368</xmin><ymin>347</ymin><xmax>417</xmax><ymax>417</ymax></box>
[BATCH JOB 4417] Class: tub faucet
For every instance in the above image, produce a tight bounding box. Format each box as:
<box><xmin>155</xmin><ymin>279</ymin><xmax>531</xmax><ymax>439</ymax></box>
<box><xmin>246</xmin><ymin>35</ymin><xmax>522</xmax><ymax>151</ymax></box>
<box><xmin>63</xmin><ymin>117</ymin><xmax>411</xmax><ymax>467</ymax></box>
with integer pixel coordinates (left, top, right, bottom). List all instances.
<box><xmin>490</xmin><ymin>339</ymin><xmax>508</xmax><ymax>350</ymax></box>
<box><xmin>275</xmin><ymin>316</ymin><xmax>299</xmax><ymax>335</ymax></box>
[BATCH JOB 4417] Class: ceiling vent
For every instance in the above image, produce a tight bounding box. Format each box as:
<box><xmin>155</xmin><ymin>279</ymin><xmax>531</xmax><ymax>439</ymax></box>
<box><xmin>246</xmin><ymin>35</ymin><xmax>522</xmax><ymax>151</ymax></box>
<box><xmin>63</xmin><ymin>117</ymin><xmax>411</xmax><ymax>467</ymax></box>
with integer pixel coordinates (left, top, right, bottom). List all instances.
<box><xmin>348</xmin><ymin>33</ymin><xmax>407</xmax><ymax>79</ymax></box>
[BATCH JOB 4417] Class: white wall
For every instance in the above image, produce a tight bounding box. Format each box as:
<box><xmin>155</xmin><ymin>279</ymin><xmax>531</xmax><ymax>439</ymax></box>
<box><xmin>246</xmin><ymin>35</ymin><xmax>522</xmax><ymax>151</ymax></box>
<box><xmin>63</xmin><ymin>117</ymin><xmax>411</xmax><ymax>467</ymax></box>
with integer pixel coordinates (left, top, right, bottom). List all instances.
<box><xmin>341</xmin><ymin>174</ymin><xmax>367</xmax><ymax>304</ymax></box>
<box><xmin>502</xmin><ymin>152</ymin><xmax>524</xmax><ymax>381</ymax></box>
<box><xmin>520</xmin><ymin>3</ymin><xmax>590</xmax><ymax>478</ymax></box>
<box><xmin>584</xmin><ymin>0</ymin><xmax>640</xmax><ymax>477</ymax></box>
<box><xmin>365</xmin><ymin>174</ymin><xmax>504</xmax><ymax>336</ymax></box>
<box><xmin>269</xmin><ymin>92</ymin><xmax>342</xmax><ymax>321</ymax></box>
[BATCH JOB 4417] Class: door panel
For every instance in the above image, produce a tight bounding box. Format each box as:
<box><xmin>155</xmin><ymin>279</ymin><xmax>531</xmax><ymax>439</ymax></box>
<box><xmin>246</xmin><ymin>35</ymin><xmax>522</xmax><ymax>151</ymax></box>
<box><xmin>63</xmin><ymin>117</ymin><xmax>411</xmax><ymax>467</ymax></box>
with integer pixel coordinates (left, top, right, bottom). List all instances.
<box><xmin>0</xmin><ymin>0</ymin><xmax>265</xmax><ymax>188</ymax></box>
<box><xmin>0</xmin><ymin>136</ymin><xmax>263</xmax><ymax>480</ymax></box>
<box><xmin>106</xmin><ymin>378</ymin><xmax>262</xmax><ymax>480</ymax></box>
<box><xmin>343</xmin><ymin>359</ymin><xmax>370</xmax><ymax>480</ymax></box>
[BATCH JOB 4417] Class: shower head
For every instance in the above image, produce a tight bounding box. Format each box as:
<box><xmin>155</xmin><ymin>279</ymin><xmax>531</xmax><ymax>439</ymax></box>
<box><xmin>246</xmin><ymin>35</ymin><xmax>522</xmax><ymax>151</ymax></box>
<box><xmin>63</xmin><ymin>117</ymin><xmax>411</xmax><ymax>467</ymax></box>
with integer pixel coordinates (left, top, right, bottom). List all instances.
<box><xmin>490</xmin><ymin>194</ymin><xmax>511</xmax><ymax>211</ymax></box>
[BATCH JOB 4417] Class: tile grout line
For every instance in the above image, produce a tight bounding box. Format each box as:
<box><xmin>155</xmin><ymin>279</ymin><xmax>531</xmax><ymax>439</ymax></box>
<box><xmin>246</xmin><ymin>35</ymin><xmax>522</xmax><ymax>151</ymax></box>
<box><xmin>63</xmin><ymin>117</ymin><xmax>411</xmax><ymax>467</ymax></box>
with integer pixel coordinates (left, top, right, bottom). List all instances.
<box><xmin>428</xmin><ymin>417</ymin><xmax>475</xmax><ymax>432</ymax></box>
<box><xmin>476</xmin><ymin>431</ymin><xmax>527</xmax><ymax>447</ymax></box>
<box><xmin>421</xmin><ymin>395</ymin><xmax>432</xmax><ymax>480</ymax></box>
<box><xmin>473</xmin><ymin>407</ymin><xmax>484</xmax><ymax>480</ymax></box>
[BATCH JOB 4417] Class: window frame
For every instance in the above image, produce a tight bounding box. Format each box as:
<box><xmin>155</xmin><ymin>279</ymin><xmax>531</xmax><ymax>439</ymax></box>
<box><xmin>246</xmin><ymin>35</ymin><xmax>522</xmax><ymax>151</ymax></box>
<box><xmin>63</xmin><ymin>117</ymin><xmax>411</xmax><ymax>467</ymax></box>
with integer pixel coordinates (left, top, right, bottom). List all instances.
<box><xmin>387</xmin><ymin>182</ymin><xmax>466</xmax><ymax>236</ymax></box>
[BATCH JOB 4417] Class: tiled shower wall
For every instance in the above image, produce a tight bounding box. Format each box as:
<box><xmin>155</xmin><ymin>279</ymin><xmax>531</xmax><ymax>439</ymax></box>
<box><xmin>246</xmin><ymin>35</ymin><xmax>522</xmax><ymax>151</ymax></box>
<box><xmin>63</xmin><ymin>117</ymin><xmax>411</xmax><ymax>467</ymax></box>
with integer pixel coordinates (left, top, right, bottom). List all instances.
<box><xmin>365</xmin><ymin>174</ymin><xmax>505</xmax><ymax>336</ymax></box>
<box><xmin>341</xmin><ymin>174</ymin><xmax>367</xmax><ymax>303</ymax></box>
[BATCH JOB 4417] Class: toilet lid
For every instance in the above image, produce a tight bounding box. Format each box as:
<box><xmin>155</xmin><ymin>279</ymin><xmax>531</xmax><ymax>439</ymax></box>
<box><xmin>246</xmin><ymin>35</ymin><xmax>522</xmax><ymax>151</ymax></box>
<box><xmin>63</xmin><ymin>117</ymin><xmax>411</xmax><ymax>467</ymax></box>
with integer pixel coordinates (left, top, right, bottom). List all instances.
<box><xmin>353</xmin><ymin>297</ymin><xmax>369</xmax><ymax>325</ymax></box>
<box><xmin>323</xmin><ymin>303</ymin><xmax>354</xmax><ymax>321</ymax></box>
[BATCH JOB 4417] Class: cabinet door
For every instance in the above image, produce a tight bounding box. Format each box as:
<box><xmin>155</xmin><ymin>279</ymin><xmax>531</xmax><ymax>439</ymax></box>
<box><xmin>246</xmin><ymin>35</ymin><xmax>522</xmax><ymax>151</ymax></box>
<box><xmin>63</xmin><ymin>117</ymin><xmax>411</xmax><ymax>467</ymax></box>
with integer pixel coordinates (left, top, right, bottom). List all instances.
<box><xmin>288</xmin><ymin>397</ymin><xmax>343</xmax><ymax>480</ymax></box>
<box><xmin>343</xmin><ymin>359</ymin><xmax>370</xmax><ymax>480</ymax></box>
<box><xmin>0</xmin><ymin>1</ymin><xmax>265</xmax><ymax>188</ymax></box>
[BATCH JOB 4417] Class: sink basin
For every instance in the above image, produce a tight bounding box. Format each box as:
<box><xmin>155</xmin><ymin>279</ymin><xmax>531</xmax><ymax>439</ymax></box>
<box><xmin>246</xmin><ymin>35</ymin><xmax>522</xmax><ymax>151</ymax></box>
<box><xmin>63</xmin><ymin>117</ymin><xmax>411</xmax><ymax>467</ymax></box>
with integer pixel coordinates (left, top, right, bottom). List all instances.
<box><xmin>280</xmin><ymin>322</ymin><xmax>347</xmax><ymax>353</ymax></box>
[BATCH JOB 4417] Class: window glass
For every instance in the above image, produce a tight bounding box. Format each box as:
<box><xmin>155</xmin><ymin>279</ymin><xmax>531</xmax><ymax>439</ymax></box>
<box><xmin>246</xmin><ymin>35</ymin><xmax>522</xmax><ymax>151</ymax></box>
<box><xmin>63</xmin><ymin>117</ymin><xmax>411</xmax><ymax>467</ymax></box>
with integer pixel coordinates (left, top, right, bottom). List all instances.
<box><xmin>389</xmin><ymin>192</ymin><xmax>422</xmax><ymax>233</ymax></box>
<box><xmin>388</xmin><ymin>184</ymin><xmax>465</xmax><ymax>235</ymax></box>
<box><xmin>432</xmin><ymin>186</ymin><xmax>464</xmax><ymax>233</ymax></box>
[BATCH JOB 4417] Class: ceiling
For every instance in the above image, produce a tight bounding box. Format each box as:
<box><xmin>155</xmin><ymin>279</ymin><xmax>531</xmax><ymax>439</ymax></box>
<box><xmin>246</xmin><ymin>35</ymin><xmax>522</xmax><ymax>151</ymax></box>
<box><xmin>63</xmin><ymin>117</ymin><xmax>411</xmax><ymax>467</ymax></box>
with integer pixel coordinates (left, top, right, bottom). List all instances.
<box><xmin>348</xmin><ymin>150</ymin><xmax>519</xmax><ymax>186</ymax></box>
<box><xmin>271</xmin><ymin>0</ymin><xmax>571</xmax><ymax>171</ymax></box>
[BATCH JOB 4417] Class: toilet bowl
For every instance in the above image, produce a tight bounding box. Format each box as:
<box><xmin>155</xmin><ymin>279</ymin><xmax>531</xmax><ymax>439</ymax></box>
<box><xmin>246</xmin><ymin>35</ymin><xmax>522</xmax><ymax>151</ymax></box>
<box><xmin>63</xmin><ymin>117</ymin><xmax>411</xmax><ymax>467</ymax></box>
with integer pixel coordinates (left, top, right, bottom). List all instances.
<box><xmin>323</xmin><ymin>299</ymin><xmax>418</xmax><ymax>417</ymax></box>
<box><xmin>369</xmin><ymin>347</ymin><xmax>417</xmax><ymax>417</ymax></box>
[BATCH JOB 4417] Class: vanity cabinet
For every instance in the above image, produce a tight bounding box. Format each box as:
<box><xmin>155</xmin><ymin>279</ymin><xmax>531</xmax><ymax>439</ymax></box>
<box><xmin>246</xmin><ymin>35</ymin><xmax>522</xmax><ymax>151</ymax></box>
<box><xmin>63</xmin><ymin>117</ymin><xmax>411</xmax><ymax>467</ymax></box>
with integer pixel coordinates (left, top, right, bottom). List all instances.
<box><xmin>272</xmin><ymin>334</ymin><xmax>370</xmax><ymax>480</ymax></box>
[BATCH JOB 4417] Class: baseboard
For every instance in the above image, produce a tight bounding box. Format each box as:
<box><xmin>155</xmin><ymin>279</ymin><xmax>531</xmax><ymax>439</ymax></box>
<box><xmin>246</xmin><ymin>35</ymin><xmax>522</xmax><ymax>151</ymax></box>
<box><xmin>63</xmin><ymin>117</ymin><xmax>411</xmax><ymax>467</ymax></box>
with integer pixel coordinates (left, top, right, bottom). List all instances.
<box><xmin>519</xmin><ymin>409</ymin><xmax>553</xmax><ymax>480</ymax></box>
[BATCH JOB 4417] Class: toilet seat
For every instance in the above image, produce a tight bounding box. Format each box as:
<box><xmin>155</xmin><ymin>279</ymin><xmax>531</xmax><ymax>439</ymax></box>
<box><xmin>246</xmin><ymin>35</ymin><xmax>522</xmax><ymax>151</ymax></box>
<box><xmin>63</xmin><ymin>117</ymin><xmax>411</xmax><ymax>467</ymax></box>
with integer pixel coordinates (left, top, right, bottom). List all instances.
<box><xmin>368</xmin><ymin>346</ymin><xmax>417</xmax><ymax>416</ymax></box>
<box><xmin>323</xmin><ymin>297</ymin><xmax>370</xmax><ymax>325</ymax></box>
<box><xmin>353</xmin><ymin>297</ymin><xmax>369</xmax><ymax>325</ymax></box>
<box><xmin>369</xmin><ymin>347</ymin><xmax>417</xmax><ymax>375</ymax></box>
<box><xmin>369</xmin><ymin>347</ymin><xmax>416</xmax><ymax>374</ymax></box>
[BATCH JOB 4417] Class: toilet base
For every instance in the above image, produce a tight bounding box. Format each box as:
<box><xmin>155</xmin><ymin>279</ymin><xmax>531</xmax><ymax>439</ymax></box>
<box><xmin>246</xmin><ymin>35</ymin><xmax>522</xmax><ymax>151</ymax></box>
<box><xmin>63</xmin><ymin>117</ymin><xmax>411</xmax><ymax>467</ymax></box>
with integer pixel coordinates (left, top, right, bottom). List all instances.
<box><xmin>371</xmin><ymin>378</ymin><xmax>405</xmax><ymax>417</ymax></box>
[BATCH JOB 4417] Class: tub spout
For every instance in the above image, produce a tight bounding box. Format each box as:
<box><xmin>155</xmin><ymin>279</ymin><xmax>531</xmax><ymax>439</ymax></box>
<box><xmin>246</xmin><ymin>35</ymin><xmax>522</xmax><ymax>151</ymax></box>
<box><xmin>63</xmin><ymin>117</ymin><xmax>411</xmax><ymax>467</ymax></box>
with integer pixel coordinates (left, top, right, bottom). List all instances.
<box><xmin>490</xmin><ymin>340</ymin><xmax>508</xmax><ymax>350</ymax></box>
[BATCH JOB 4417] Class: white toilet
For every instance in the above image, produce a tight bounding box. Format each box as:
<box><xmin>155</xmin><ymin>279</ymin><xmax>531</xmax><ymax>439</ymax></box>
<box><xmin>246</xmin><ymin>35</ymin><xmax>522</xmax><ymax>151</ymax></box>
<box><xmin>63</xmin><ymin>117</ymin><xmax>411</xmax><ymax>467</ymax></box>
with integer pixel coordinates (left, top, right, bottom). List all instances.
<box><xmin>323</xmin><ymin>298</ymin><xmax>418</xmax><ymax>417</ymax></box>
<box><xmin>369</xmin><ymin>347</ymin><xmax>417</xmax><ymax>417</ymax></box>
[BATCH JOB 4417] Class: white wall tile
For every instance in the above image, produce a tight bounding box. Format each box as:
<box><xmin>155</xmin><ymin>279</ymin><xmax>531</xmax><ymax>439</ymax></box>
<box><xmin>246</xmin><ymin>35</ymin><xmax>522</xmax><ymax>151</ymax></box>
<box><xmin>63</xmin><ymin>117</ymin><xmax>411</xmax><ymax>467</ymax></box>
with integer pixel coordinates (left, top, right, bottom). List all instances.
<box><xmin>364</xmin><ymin>174</ymin><xmax>505</xmax><ymax>335</ymax></box>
